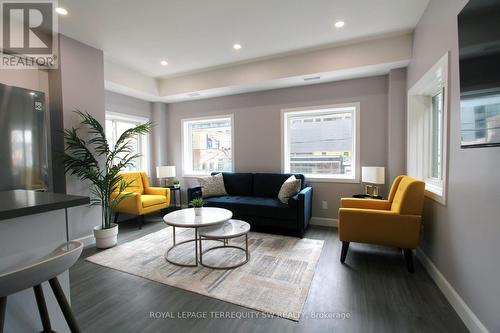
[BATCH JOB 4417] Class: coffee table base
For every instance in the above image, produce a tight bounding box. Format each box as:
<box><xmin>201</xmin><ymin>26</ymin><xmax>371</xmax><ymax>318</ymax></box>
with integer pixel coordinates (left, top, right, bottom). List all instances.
<box><xmin>199</xmin><ymin>234</ymin><xmax>249</xmax><ymax>270</ymax></box>
<box><xmin>164</xmin><ymin>227</ymin><xmax>199</xmax><ymax>267</ymax></box>
<box><xmin>165</xmin><ymin>226</ymin><xmax>225</xmax><ymax>267</ymax></box>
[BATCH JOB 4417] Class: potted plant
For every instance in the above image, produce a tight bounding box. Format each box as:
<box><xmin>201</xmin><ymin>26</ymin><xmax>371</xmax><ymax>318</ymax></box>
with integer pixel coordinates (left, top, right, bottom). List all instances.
<box><xmin>62</xmin><ymin>110</ymin><xmax>152</xmax><ymax>249</ymax></box>
<box><xmin>172</xmin><ymin>178</ymin><xmax>180</xmax><ymax>188</ymax></box>
<box><xmin>190</xmin><ymin>197</ymin><xmax>204</xmax><ymax>216</ymax></box>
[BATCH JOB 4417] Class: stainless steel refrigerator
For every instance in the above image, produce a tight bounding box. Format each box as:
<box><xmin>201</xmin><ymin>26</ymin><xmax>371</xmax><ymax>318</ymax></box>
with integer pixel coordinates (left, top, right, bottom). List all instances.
<box><xmin>0</xmin><ymin>82</ymin><xmax>50</xmax><ymax>191</ymax></box>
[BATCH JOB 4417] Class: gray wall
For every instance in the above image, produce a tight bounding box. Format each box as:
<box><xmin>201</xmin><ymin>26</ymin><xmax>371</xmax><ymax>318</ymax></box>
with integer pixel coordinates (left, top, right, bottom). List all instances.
<box><xmin>151</xmin><ymin>102</ymin><xmax>169</xmax><ymax>185</ymax></box>
<box><xmin>54</xmin><ymin>35</ymin><xmax>106</xmax><ymax>240</ymax></box>
<box><xmin>408</xmin><ymin>0</ymin><xmax>500</xmax><ymax>331</ymax></box>
<box><xmin>105</xmin><ymin>90</ymin><xmax>152</xmax><ymax>118</ymax></box>
<box><xmin>167</xmin><ymin>75</ymin><xmax>392</xmax><ymax>218</ymax></box>
<box><xmin>387</xmin><ymin>68</ymin><xmax>407</xmax><ymax>185</ymax></box>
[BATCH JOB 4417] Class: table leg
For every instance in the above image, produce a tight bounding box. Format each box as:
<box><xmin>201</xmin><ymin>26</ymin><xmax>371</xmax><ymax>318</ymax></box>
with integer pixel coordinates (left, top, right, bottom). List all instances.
<box><xmin>199</xmin><ymin>235</ymin><xmax>203</xmax><ymax>265</ymax></box>
<box><xmin>172</xmin><ymin>226</ymin><xmax>176</xmax><ymax>245</ymax></box>
<box><xmin>194</xmin><ymin>228</ymin><xmax>198</xmax><ymax>266</ymax></box>
<box><xmin>245</xmin><ymin>234</ymin><xmax>249</xmax><ymax>261</ymax></box>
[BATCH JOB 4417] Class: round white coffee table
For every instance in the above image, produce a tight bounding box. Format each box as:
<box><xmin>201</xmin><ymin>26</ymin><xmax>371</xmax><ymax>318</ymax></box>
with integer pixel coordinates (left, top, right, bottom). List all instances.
<box><xmin>198</xmin><ymin>219</ymin><xmax>251</xmax><ymax>269</ymax></box>
<box><xmin>163</xmin><ymin>207</ymin><xmax>232</xmax><ymax>267</ymax></box>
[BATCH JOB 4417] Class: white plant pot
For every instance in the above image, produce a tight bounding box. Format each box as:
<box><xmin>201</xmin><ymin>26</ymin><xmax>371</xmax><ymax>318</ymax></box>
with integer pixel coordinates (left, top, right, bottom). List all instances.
<box><xmin>93</xmin><ymin>223</ymin><xmax>119</xmax><ymax>249</ymax></box>
<box><xmin>194</xmin><ymin>207</ymin><xmax>202</xmax><ymax>216</ymax></box>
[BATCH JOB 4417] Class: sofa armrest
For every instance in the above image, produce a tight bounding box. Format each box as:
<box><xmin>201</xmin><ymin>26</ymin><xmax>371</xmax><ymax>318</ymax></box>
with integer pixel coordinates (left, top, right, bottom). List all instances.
<box><xmin>338</xmin><ymin>208</ymin><xmax>421</xmax><ymax>248</ymax></box>
<box><xmin>144</xmin><ymin>187</ymin><xmax>171</xmax><ymax>206</ymax></box>
<box><xmin>145</xmin><ymin>187</ymin><xmax>169</xmax><ymax>196</ymax></box>
<box><xmin>187</xmin><ymin>185</ymin><xmax>203</xmax><ymax>203</ymax></box>
<box><xmin>291</xmin><ymin>186</ymin><xmax>313</xmax><ymax>236</ymax></box>
<box><xmin>341</xmin><ymin>198</ymin><xmax>391</xmax><ymax>210</ymax></box>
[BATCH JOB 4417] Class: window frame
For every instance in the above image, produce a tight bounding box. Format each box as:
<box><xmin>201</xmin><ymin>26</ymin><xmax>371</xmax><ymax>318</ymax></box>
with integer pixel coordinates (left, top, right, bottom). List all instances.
<box><xmin>105</xmin><ymin>111</ymin><xmax>150</xmax><ymax>173</ymax></box>
<box><xmin>407</xmin><ymin>53</ymin><xmax>449</xmax><ymax>205</ymax></box>
<box><xmin>281</xmin><ymin>103</ymin><xmax>361</xmax><ymax>183</ymax></box>
<box><xmin>181</xmin><ymin>114</ymin><xmax>234</xmax><ymax>177</ymax></box>
<box><xmin>428</xmin><ymin>89</ymin><xmax>444</xmax><ymax>183</ymax></box>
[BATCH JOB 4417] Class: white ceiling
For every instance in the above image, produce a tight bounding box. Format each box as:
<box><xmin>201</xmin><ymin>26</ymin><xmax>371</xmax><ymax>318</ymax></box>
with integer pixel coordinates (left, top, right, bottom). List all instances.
<box><xmin>58</xmin><ymin>0</ymin><xmax>429</xmax><ymax>78</ymax></box>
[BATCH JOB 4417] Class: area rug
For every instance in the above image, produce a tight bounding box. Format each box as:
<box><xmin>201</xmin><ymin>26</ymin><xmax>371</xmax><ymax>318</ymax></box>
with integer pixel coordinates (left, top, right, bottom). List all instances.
<box><xmin>86</xmin><ymin>227</ymin><xmax>323</xmax><ymax>321</ymax></box>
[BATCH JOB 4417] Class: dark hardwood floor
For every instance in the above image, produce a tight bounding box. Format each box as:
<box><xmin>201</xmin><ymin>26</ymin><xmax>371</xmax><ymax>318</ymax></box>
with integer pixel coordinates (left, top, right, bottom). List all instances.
<box><xmin>70</xmin><ymin>213</ymin><xmax>468</xmax><ymax>333</ymax></box>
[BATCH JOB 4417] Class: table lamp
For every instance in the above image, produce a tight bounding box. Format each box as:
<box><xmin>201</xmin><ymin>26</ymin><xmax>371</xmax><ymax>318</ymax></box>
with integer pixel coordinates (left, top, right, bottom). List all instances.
<box><xmin>362</xmin><ymin>166</ymin><xmax>385</xmax><ymax>197</ymax></box>
<box><xmin>156</xmin><ymin>166</ymin><xmax>176</xmax><ymax>187</ymax></box>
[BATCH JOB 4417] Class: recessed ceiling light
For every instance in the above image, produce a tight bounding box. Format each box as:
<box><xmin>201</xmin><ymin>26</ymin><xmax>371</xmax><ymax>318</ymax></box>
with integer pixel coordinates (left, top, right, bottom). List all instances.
<box><xmin>233</xmin><ymin>43</ymin><xmax>242</xmax><ymax>50</ymax></box>
<box><xmin>160</xmin><ymin>60</ymin><xmax>168</xmax><ymax>66</ymax></box>
<box><xmin>334</xmin><ymin>21</ymin><xmax>345</xmax><ymax>28</ymax></box>
<box><xmin>29</xmin><ymin>92</ymin><xmax>37</xmax><ymax>96</ymax></box>
<box><xmin>55</xmin><ymin>7</ymin><xmax>68</xmax><ymax>15</ymax></box>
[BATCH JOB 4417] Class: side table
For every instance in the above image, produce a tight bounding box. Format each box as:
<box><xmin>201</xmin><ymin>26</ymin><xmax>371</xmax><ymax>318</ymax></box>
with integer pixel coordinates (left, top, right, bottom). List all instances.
<box><xmin>166</xmin><ymin>185</ymin><xmax>182</xmax><ymax>209</ymax></box>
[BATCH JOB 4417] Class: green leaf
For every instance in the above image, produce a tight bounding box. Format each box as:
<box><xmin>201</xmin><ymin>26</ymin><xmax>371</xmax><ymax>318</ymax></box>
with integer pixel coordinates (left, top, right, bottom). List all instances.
<box><xmin>61</xmin><ymin>110</ymin><xmax>154</xmax><ymax>228</ymax></box>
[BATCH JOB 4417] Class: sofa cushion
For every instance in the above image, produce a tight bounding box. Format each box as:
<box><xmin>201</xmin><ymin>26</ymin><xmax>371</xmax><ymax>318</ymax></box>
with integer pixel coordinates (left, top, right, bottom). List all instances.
<box><xmin>141</xmin><ymin>194</ymin><xmax>166</xmax><ymax>207</ymax></box>
<box><xmin>219</xmin><ymin>173</ymin><xmax>253</xmax><ymax>196</ymax></box>
<box><xmin>198</xmin><ymin>173</ymin><xmax>227</xmax><ymax>198</ymax></box>
<box><xmin>253</xmin><ymin>173</ymin><xmax>304</xmax><ymax>198</ymax></box>
<box><xmin>204</xmin><ymin>196</ymin><xmax>296</xmax><ymax>220</ymax></box>
<box><xmin>277</xmin><ymin>176</ymin><xmax>302</xmax><ymax>203</ymax></box>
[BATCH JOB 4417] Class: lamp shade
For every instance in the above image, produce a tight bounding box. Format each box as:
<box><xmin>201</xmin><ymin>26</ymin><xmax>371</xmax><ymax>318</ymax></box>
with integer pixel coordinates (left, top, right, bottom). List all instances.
<box><xmin>156</xmin><ymin>166</ymin><xmax>176</xmax><ymax>178</ymax></box>
<box><xmin>362</xmin><ymin>167</ymin><xmax>385</xmax><ymax>184</ymax></box>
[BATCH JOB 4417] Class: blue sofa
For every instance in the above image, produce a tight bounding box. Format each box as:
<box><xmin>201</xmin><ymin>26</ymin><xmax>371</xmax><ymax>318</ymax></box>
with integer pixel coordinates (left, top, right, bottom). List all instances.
<box><xmin>187</xmin><ymin>172</ymin><xmax>313</xmax><ymax>237</ymax></box>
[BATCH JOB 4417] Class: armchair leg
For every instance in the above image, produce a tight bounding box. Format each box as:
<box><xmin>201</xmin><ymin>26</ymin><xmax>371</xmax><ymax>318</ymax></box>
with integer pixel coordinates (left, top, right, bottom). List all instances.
<box><xmin>404</xmin><ymin>249</ymin><xmax>414</xmax><ymax>273</ymax></box>
<box><xmin>340</xmin><ymin>241</ymin><xmax>350</xmax><ymax>263</ymax></box>
<box><xmin>113</xmin><ymin>212</ymin><xmax>119</xmax><ymax>224</ymax></box>
<box><xmin>137</xmin><ymin>215</ymin><xmax>144</xmax><ymax>229</ymax></box>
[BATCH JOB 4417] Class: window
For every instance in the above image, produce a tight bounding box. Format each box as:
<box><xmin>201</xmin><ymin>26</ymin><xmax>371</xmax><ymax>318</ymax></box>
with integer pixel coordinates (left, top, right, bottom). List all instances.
<box><xmin>407</xmin><ymin>53</ymin><xmax>449</xmax><ymax>204</ymax></box>
<box><xmin>105</xmin><ymin>112</ymin><xmax>150</xmax><ymax>172</ymax></box>
<box><xmin>182</xmin><ymin>115</ymin><xmax>233</xmax><ymax>176</ymax></box>
<box><xmin>282</xmin><ymin>103</ymin><xmax>360</xmax><ymax>182</ymax></box>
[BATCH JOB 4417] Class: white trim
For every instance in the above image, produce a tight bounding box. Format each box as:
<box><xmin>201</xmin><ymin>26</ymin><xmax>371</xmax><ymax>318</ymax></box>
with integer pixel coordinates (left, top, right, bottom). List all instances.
<box><xmin>281</xmin><ymin>102</ymin><xmax>361</xmax><ymax>183</ymax></box>
<box><xmin>73</xmin><ymin>234</ymin><xmax>95</xmax><ymax>248</ymax></box>
<box><xmin>407</xmin><ymin>52</ymin><xmax>449</xmax><ymax>205</ymax></box>
<box><xmin>416</xmin><ymin>249</ymin><xmax>490</xmax><ymax>333</ymax></box>
<box><xmin>307</xmin><ymin>176</ymin><xmax>359</xmax><ymax>184</ymax></box>
<box><xmin>181</xmin><ymin>114</ymin><xmax>234</xmax><ymax>177</ymax></box>
<box><xmin>106</xmin><ymin>111</ymin><xmax>149</xmax><ymax>123</ymax></box>
<box><xmin>310</xmin><ymin>217</ymin><xmax>338</xmax><ymax>228</ymax></box>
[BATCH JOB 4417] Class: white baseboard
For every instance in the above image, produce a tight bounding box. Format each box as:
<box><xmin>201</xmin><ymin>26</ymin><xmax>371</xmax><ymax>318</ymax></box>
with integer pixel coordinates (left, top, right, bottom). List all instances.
<box><xmin>416</xmin><ymin>249</ymin><xmax>489</xmax><ymax>333</ymax></box>
<box><xmin>74</xmin><ymin>234</ymin><xmax>95</xmax><ymax>248</ymax></box>
<box><xmin>310</xmin><ymin>217</ymin><xmax>338</xmax><ymax>228</ymax></box>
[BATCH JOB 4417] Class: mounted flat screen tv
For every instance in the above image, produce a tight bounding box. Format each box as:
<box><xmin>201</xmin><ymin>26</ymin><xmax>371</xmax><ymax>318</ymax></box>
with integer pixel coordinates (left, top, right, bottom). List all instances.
<box><xmin>458</xmin><ymin>0</ymin><xmax>500</xmax><ymax>148</ymax></box>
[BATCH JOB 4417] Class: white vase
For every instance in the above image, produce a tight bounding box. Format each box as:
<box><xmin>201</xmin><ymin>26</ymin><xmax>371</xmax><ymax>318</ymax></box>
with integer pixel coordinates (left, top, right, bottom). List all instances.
<box><xmin>93</xmin><ymin>223</ymin><xmax>119</xmax><ymax>249</ymax></box>
<box><xmin>194</xmin><ymin>207</ymin><xmax>202</xmax><ymax>216</ymax></box>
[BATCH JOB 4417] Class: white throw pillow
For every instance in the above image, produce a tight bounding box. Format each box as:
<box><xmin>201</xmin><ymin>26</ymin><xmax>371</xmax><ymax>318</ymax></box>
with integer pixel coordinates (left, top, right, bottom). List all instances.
<box><xmin>278</xmin><ymin>175</ymin><xmax>301</xmax><ymax>204</ymax></box>
<box><xmin>198</xmin><ymin>173</ymin><xmax>227</xmax><ymax>198</ymax></box>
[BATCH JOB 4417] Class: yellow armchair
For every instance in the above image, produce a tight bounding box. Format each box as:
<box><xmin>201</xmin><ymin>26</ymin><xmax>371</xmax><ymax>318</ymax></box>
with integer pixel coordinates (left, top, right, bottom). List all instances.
<box><xmin>338</xmin><ymin>175</ymin><xmax>425</xmax><ymax>272</ymax></box>
<box><xmin>112</xmin><ymin>171</ymin><xmax>170</xmax><ymax>229</ymax></box>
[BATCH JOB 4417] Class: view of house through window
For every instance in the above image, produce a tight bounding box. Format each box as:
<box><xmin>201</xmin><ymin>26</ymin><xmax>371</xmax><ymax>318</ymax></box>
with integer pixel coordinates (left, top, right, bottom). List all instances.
<box><xmin>182</xmin><ymin>116</ymin><xmax>233</xmax><ymax>175</ymax></box>
<box><xmin>283</xmin><ymin>105</ymin><xmax>358</xmax><ymax>180</ymax></box>
<box><xmin>105</xmin><ymin>112</ymin><xmax>149</xmax><ymax>172</ymax></box>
